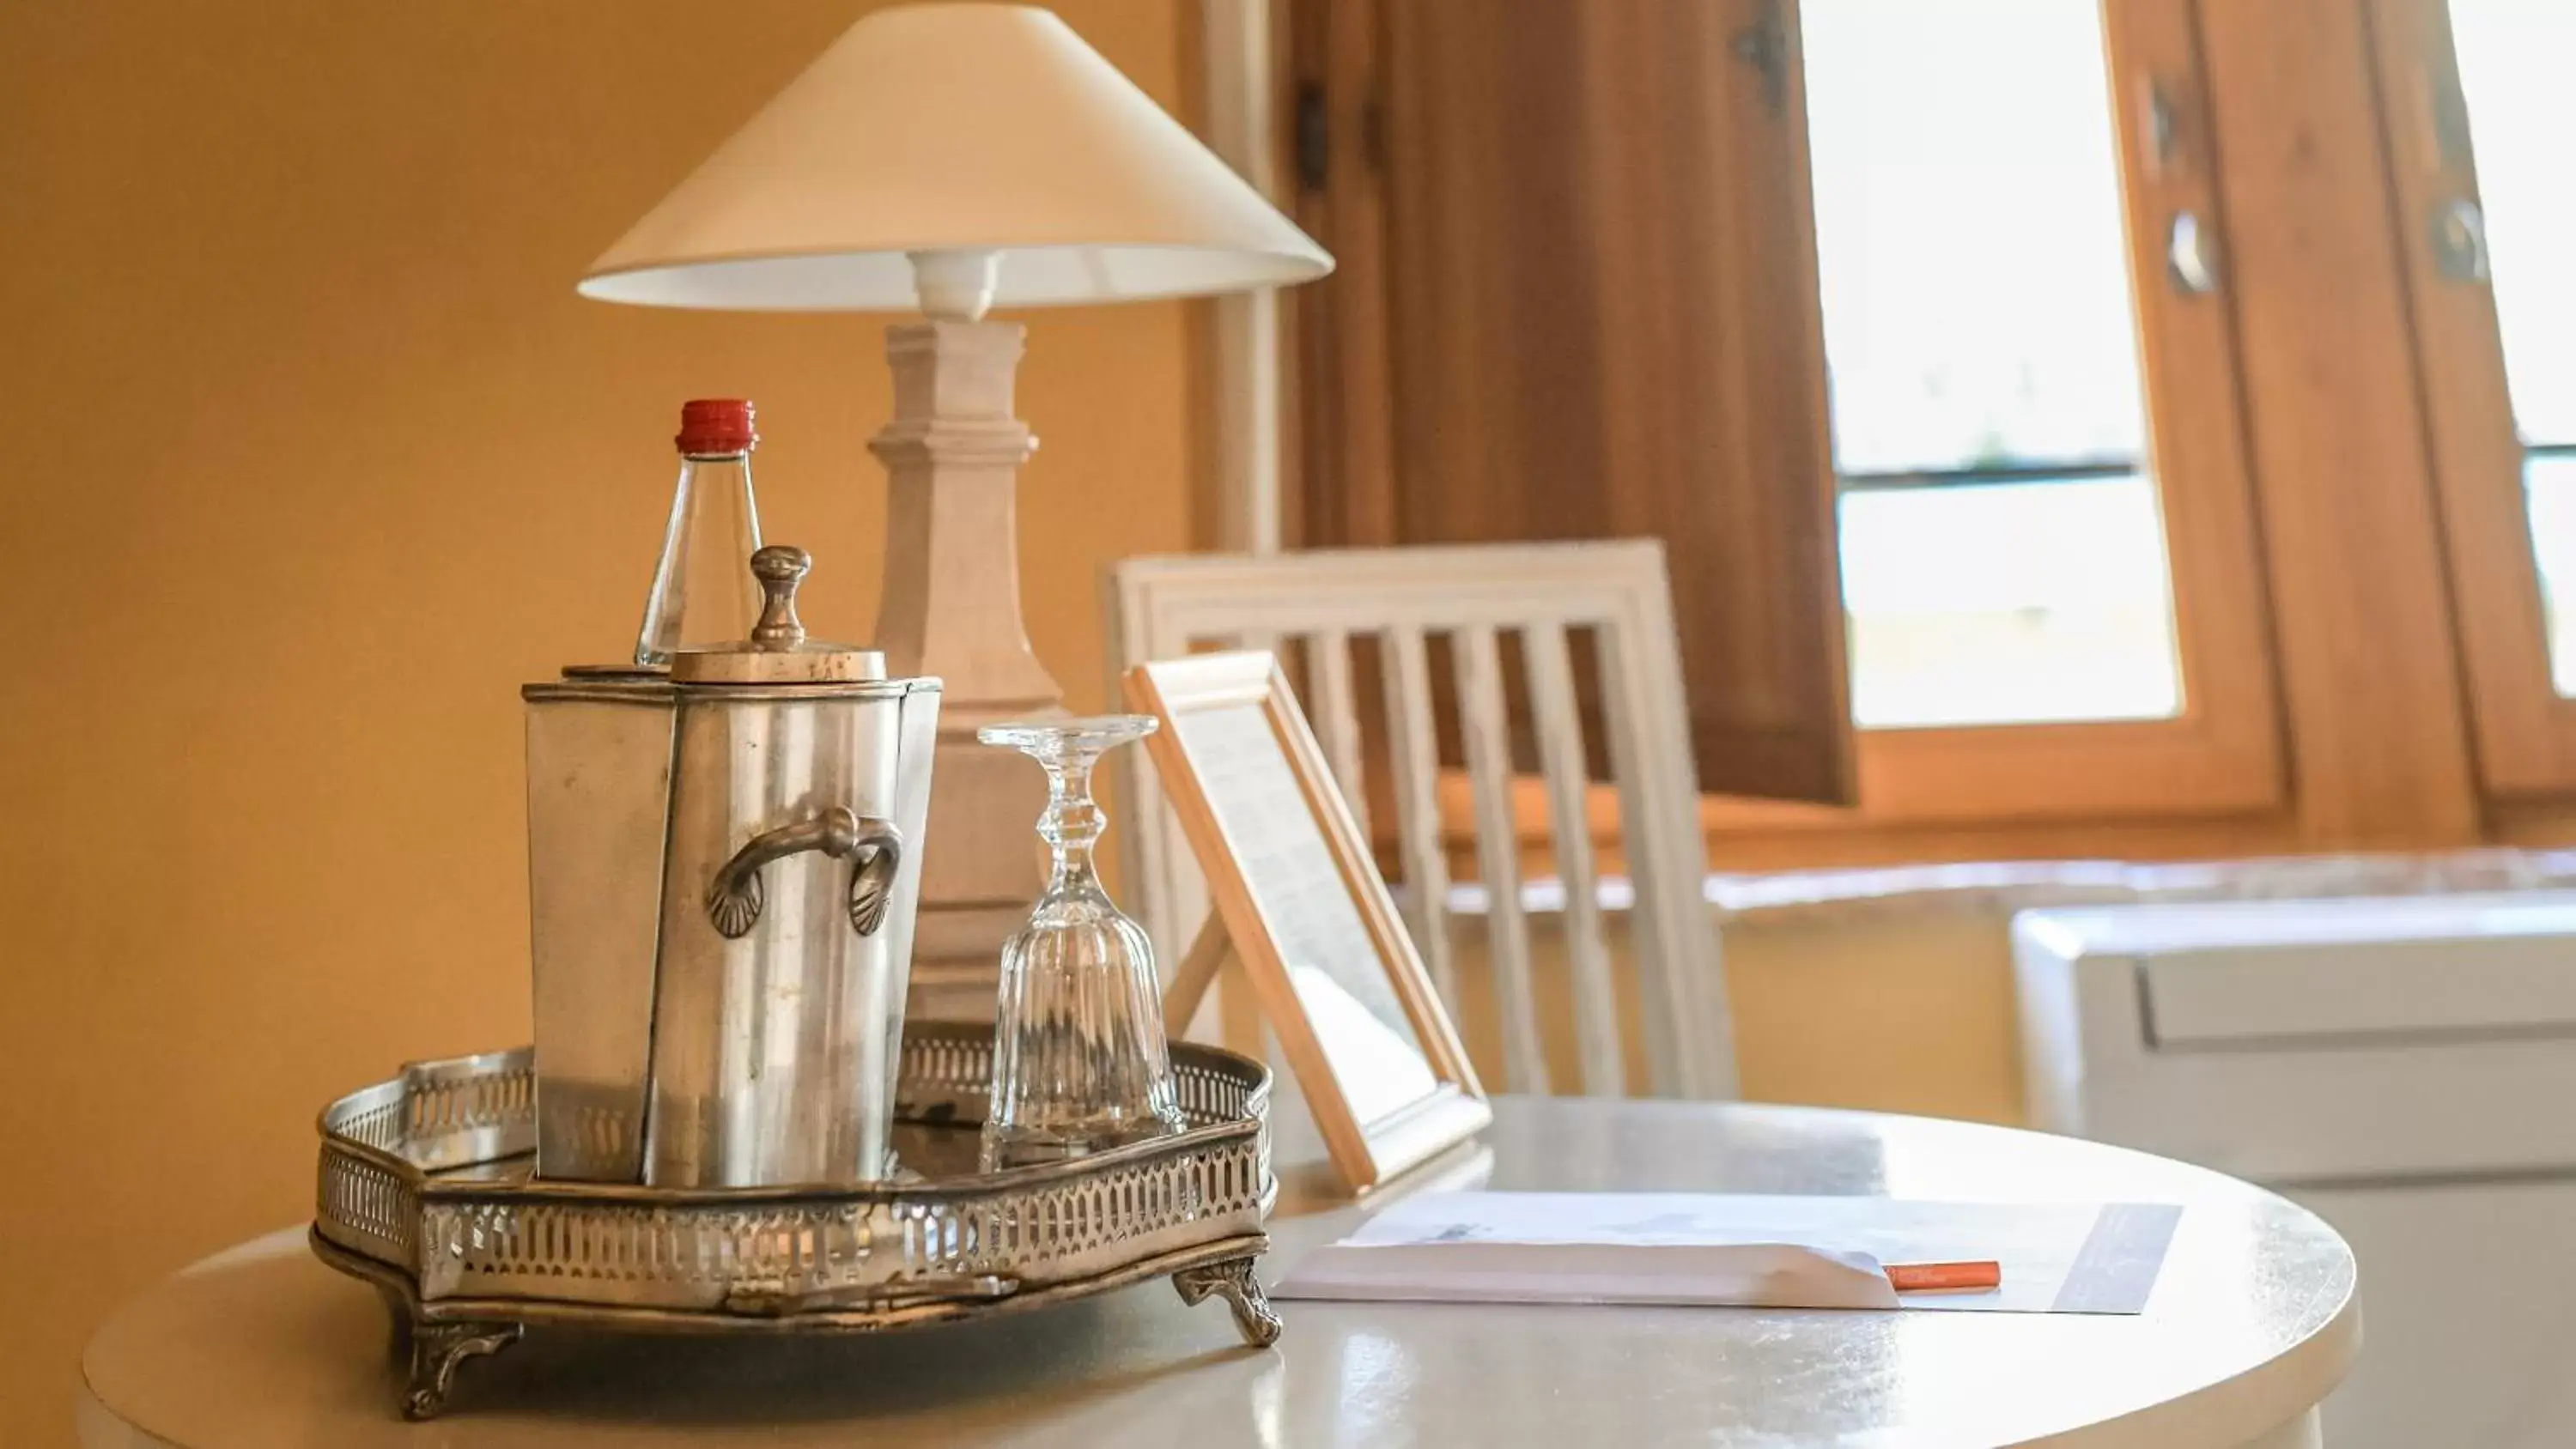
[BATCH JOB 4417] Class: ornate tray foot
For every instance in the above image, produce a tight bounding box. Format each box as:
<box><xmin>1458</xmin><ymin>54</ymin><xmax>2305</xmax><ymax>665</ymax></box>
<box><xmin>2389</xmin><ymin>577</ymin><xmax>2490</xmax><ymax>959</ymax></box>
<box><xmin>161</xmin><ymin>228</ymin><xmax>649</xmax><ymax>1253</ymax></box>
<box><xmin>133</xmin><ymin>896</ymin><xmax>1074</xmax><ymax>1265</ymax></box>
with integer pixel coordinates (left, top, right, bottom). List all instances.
<box><xmin>1173</xmin><ymin>1256</ymin><xmax>1281</xmax><ymax>1348</ymax></box>
<box><xmin>404</xmin><ymin>1319</ymin><xmax>524</xmax><ymax>1421</ymax></box>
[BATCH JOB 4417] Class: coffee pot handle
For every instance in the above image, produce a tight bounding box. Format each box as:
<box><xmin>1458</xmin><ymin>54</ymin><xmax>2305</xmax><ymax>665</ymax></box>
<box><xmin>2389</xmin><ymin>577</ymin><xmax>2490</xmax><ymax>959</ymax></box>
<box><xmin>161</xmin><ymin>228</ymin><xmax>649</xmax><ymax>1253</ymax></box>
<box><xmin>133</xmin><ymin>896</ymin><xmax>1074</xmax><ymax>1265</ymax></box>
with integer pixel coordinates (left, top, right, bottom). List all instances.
<box><xmin>704</xmin><ymin>807</ymin><xmax>903</xmax><ymax>940</ymax></box>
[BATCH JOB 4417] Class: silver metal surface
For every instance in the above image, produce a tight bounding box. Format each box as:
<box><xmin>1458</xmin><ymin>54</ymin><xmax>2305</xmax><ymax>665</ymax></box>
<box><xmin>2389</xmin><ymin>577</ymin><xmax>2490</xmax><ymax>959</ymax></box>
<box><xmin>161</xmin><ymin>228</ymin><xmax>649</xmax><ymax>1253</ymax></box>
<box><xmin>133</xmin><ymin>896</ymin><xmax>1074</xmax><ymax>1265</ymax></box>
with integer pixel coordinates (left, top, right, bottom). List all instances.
<box><xmin>523</xmin><ymin>542</ymin><xmax>940</xmax><ymax>1188</ymax></box>
<box><xmin>2431</xmin><ymin>196</ymin><xmax>2490</xmax><ymax>282</ymax></box>
<box><xmin>641</xmin><ymin>680</ymin><xmax>937</xmax><ymax>1187</ymax></box>
<box><xmin>671</xmin><ymin>546</ymin><xmax>884</xmax><ymax>684</ymax></box>
<box><xmin>2169</xmin><ymin>209</ymin><xmax>2220</xmax><ymax>294</ymax></box>
<box><xmin>703</xmin><ymin>804</ymin><xmax>902</xmax><ymax>940</ymax></box>
<box><xmin>311</xmin><ymin>1022</ymin><xmax>1279</xmax><ymax>1419</ymax></box>
<box><xmin>1728</xmin><ymin>1</ymin><xmax>1788</xmax><ymax>118</ymax></box>
<box><xmin>520</xmin><ymin>678</ymin><xmax>675</xmax><ymax>1183</ymax></box>
<box><xmin>2148</xmin><ymin>79</ymin><xmax>2181</xmax><ymax>165</ymax></box>
<box><xmin>749</xmin><ymin>543</ymin><xmax>811</xmax><ymax>648</ymax></box>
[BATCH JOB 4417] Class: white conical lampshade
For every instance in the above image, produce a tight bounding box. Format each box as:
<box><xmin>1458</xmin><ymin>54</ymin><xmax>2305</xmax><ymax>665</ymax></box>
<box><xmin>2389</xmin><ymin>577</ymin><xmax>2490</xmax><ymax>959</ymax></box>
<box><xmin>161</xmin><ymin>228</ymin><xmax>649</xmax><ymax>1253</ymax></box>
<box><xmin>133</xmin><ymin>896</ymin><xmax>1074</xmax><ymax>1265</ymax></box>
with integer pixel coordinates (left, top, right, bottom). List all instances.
<box><xmin>578</xmin><ymin>3</ymin><xmax>1332</xmax><ymax>312</ymax></box>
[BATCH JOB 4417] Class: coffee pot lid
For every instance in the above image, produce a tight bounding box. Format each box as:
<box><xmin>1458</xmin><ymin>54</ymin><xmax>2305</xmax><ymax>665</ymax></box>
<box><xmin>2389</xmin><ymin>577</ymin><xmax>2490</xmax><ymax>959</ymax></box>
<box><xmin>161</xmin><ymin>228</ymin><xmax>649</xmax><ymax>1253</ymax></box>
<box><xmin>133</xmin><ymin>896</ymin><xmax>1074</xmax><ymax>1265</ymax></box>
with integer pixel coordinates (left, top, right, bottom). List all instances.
<box><xmin>670</xmin><ymin>545</ymin><xmax>884</xmax><ymax>685</ymax></box>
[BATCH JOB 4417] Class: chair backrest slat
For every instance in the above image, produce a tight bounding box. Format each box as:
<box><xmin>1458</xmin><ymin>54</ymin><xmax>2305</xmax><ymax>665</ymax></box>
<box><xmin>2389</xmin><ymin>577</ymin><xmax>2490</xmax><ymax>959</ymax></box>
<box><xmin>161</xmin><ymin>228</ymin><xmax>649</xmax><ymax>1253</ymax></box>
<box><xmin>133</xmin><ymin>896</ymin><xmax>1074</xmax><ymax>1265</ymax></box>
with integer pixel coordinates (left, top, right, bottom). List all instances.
<box><xmin>1453</xmin><ymin>621</ymin><xmax>1547</xmax><ymax>1094</ymax></box>
<box><xmin>1379</xmin><ymin>624</ymin><xmax>1459</xmax><ymax>1013</ymax></box>
<box><xmin>1522</xmin><ymin>620</ymin><xmax>1625</xmax><ymax>1097</ymax></box>
<box><xmin>1303</xmin><ymin>627</ymin><xmax>1370</xmax><ymax>844</ymax></box>
<box><xmin>1597</xmin><ymin>578</ymin><xmax>1737</xmax><ymax>1098</ymax></box>
<box><xmin>1104</xmin><ymin>540</ymin><xmax>1735</xmax><ymax>1100</ymax></box>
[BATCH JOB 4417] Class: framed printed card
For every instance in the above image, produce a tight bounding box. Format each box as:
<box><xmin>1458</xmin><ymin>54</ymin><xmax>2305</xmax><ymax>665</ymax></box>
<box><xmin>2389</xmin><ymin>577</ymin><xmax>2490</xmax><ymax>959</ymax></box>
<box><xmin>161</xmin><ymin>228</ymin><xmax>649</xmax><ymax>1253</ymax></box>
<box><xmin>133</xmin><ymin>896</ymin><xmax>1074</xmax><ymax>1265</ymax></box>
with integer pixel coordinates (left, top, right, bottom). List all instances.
<box><xmin>1125</xmin><ymin>650</ymin><xmax>1489</xmax><ymax>1191</ymax></box>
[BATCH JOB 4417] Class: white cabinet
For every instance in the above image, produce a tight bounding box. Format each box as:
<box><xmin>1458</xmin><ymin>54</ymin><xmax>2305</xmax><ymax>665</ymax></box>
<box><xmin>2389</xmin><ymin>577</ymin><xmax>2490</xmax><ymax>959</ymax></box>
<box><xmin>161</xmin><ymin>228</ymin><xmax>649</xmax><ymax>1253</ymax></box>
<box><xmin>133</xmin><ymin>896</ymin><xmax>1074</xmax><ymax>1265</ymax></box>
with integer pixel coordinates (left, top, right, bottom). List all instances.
<box><xmin>2014</xmin><ymin>893</ymin><xmax>2576</xmax><ymax>1449</ymax></box>
<box><xmin>2287</xmin><ymin>1179</ymin><xmax>2576</xmax><ymax>1447</ymax></box>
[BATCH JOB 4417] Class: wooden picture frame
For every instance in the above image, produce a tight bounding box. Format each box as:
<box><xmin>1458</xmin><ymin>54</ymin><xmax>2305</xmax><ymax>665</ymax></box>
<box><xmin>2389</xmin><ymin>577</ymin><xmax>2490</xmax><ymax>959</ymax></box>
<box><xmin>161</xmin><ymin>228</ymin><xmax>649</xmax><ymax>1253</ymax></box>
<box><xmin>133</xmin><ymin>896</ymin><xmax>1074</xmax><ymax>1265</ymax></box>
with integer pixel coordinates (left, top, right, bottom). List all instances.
<box><xmin>1125</xmin><ymin>650</ymin><xmax>1490</xmax><ymax>1191</ymax></box>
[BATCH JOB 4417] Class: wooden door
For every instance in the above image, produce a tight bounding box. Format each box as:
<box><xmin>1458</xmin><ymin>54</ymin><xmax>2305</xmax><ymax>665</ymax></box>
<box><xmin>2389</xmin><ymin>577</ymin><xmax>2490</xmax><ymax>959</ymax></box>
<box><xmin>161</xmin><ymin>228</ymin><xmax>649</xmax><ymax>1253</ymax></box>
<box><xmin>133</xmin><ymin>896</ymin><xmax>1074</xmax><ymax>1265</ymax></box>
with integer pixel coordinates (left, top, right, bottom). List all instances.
<box><xmin>1289</xmin><ymin>0</ymin><xmax>1856</xmax><ymax>804</ymax></box>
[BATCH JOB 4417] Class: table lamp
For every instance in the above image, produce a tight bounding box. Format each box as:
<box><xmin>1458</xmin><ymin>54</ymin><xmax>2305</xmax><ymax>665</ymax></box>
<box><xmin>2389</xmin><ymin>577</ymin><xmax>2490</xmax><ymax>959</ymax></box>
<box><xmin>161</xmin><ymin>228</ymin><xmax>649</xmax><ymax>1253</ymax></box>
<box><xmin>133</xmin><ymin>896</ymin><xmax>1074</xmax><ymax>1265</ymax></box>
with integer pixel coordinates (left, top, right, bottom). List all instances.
<box><xmin>579</xmin><ymin>3</ymin><xmax>1331</xmax><ymax>1005</ymax></box>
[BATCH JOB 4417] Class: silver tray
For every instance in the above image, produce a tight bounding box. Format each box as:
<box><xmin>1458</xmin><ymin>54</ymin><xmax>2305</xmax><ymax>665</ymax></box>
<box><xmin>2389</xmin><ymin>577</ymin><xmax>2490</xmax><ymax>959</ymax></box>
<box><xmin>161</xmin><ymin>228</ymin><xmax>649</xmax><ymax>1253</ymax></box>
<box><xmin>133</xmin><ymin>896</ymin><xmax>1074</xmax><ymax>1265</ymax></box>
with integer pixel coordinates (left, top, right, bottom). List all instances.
<box><xmin>312</xmin><ymin>1020</ymin><xmax>1279</xmax><ymax>1419</ymax></box>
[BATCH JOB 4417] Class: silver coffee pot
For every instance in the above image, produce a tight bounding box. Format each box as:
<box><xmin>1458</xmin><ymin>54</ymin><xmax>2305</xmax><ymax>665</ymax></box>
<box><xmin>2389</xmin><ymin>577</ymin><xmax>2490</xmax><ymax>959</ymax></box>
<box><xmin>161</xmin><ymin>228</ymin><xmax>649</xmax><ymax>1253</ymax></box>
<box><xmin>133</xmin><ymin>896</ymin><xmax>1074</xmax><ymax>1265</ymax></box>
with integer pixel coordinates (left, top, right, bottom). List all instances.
<box><xmin>524</xmin><ymin>544</ymin><xmax>941</xmax><ymax>1187</ymax></box>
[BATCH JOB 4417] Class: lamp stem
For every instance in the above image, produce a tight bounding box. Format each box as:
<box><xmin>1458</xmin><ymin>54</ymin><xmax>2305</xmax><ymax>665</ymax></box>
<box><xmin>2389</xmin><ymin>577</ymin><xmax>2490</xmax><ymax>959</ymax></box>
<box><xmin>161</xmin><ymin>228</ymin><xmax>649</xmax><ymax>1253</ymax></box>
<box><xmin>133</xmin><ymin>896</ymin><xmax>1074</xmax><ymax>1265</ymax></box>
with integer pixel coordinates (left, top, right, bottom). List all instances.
<box><xmin>869</xmin><ymin>316</ymin><xmax>1066</xmax><ymax>1015</ymax></box>
<box><xmin>908</xmin><ymin>249</ymin><xmax>1000</xmax><ymax>321</ymax></box>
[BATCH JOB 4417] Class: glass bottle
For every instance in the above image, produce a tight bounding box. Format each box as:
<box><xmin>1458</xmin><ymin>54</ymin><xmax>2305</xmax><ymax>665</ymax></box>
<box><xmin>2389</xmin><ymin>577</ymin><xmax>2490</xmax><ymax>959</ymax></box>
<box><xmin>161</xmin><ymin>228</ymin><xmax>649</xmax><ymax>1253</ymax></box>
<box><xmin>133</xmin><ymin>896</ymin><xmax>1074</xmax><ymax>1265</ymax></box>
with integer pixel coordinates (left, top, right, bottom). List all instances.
<box><xmin>979</xmin><ymin>715</ymin><xmax>1186</xmax><ymax>1170</ymax></box>
<box><xmin>635</xmin><ymin>398</ymin><xmax>763</xmax><ymax>669</ymax></box>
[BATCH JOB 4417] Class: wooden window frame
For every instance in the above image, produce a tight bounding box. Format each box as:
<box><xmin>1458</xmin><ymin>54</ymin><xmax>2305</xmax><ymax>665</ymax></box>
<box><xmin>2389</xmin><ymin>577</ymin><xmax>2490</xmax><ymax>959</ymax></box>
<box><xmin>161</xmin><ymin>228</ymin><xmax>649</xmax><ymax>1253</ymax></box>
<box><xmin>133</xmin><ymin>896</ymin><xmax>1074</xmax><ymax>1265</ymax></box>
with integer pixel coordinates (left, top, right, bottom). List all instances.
<box><xmin>1824</xmin><ymin>0</ymin><xmax>2284</xmax><ymax>828</ymax></box>
<box><xmin>2366</xmin><ymin>0</ymin><xmax>2576</xmax><ymax>800</ymax></box>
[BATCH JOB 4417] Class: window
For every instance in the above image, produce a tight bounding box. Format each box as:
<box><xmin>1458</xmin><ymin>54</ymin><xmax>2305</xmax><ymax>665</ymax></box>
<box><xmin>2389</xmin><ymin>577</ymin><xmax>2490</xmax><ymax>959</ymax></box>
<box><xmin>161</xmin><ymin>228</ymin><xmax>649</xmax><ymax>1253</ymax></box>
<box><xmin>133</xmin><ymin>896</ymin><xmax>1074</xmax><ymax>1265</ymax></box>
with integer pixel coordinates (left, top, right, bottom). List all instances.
<box><xmin>2446</xmin><ymin>1</ymin><xmax>2576</xmax><ymax>690</ymax></box>
<box><xmin>1780</xmin><ymin>0</ymin><xmax>2286</xmax><ymax>827</ymax></box>
<box><xmin>1804</xmin><ymin>0</ymin><xmax>2183</xmax><ymax>729</ymax></box>
<box><xmin>2378</xmin><ymin>0</ymin><xmax>2576</xmax><ymax>800</ymax></box>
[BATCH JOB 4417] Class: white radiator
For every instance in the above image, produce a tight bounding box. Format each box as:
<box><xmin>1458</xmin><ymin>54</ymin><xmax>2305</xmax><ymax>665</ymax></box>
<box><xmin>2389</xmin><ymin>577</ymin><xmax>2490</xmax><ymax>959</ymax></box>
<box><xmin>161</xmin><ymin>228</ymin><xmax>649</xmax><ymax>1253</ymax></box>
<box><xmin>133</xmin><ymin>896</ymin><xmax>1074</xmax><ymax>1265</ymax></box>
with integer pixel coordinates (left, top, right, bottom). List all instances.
<box><xmin>2014</xmin><ymin>891</ymin><xmax>2576</xmax><ymax>1449</ymax></box>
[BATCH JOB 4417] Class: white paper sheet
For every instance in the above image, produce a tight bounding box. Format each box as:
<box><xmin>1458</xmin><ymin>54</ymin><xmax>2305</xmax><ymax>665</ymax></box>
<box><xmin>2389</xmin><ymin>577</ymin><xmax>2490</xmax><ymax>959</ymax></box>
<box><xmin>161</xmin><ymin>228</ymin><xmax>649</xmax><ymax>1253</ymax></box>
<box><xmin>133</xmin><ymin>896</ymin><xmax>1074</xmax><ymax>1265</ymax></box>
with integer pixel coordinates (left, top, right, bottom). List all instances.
<box><xmin>1274</xmin><ymin>1191</ymin><xmax>2182</xmax><ymax>1314</ymax></box>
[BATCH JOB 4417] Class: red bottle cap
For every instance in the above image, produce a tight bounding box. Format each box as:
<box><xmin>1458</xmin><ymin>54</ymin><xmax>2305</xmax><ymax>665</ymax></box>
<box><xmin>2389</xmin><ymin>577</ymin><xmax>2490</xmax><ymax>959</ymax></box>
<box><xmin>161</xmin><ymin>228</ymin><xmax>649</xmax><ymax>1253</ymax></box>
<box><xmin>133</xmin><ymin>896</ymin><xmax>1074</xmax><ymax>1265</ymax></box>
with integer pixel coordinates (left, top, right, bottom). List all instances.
<box><xmin>675</xmin><ymin>399</ymin><xmax>757</xmax><ymax>457</ymax></box>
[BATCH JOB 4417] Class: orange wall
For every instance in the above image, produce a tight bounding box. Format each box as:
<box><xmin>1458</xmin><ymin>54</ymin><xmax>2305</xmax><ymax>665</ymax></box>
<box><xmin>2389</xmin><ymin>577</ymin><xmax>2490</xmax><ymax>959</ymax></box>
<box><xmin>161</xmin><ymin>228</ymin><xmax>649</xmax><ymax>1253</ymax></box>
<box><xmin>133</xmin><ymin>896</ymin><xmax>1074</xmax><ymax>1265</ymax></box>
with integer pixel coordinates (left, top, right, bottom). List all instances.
<box><xmin>0</xmin><ymin>3</ymin><xmax>1193</xmax><ymax>1440</ymax></box>
<box><xmin>1443</xmin><ymin>917</ymin><xmax>2027</xmax><ymax>1125</ymax></box>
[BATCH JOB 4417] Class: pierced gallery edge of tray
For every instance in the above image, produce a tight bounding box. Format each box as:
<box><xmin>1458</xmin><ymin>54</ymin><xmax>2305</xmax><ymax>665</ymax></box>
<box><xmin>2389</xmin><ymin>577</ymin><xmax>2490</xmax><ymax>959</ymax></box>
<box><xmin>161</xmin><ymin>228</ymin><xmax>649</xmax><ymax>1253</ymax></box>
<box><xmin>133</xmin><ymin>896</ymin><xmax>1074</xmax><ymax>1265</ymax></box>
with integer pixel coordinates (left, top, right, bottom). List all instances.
<box><xmin>312</xmin><ymin>1019</ymin><xmax>1279</xmax><ymax>1420</ymax></box>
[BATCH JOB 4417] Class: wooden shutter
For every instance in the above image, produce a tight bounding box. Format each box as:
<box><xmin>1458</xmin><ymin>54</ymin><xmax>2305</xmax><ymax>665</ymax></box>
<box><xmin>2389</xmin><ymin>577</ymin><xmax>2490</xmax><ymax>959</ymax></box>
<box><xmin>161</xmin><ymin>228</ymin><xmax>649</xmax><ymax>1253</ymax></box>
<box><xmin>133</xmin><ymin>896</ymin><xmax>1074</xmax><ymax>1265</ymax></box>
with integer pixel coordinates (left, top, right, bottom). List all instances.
<box><xmin>1288</xmin><ymin>0</ymin><xmax>1856</xmax><ymax>804</ymax></box>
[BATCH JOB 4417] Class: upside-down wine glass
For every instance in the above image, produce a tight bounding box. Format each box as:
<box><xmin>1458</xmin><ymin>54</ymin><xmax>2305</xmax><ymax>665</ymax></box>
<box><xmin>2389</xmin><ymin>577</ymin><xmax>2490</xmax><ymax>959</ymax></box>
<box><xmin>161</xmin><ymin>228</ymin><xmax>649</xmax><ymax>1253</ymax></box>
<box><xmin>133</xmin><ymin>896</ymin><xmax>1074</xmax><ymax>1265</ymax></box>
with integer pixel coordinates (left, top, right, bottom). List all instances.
<box><xmin>977</xmin><ymin>715</ymin><xmax>1187</xmax><ymax>1171</ymax></box>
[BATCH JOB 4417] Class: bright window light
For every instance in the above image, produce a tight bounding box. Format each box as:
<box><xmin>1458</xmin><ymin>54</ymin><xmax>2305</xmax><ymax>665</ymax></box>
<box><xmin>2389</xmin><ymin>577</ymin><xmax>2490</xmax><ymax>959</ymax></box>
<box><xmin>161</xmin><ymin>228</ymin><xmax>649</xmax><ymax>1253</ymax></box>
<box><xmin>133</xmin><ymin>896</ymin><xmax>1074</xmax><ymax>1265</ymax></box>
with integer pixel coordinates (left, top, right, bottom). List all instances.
<box><xmin>1803</xmin><ymin>0</ymin><xmax>2184</xmax><ymax>729</ymax></box>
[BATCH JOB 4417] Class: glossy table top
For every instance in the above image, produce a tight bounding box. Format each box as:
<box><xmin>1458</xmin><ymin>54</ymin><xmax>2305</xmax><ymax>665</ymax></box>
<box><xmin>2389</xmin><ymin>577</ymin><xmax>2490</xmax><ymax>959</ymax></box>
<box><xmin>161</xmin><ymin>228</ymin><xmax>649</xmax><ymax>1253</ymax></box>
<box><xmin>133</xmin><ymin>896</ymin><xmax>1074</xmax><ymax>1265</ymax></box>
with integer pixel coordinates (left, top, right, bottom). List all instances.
<box><xmin>81</xmin><ymin>1097</ymin><xmax>2358</xmax><ymax>1447</ymax></box>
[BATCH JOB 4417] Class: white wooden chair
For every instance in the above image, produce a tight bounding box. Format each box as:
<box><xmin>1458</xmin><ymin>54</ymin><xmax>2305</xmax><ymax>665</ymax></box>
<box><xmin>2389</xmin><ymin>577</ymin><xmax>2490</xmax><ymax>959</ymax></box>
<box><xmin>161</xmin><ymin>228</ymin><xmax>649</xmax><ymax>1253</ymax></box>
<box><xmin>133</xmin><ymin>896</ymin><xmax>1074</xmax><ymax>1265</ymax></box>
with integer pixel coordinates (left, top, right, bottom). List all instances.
<box><xmin>1104</xmin><ymin>540</ymin><xmax>1735</xmax><ymax>1099</ymax></box>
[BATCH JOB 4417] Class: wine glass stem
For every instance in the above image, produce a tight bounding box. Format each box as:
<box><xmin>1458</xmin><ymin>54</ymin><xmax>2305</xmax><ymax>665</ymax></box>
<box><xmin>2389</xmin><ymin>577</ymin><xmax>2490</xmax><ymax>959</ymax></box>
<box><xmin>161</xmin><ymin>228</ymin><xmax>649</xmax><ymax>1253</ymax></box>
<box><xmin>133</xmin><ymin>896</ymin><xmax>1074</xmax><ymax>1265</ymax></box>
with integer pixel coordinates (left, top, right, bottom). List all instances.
<box><xmin>1039</xmin><ymin>748</ymin><xmax>1105</xmax><ymax>891</ymax></box>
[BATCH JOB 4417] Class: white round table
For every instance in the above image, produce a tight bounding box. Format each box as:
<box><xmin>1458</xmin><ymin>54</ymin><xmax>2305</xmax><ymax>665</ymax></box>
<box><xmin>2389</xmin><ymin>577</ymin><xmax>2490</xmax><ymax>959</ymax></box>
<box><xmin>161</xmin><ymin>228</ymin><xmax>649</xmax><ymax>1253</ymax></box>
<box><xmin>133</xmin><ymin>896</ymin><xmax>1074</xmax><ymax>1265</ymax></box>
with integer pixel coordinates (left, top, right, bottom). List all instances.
<box><xmin>81</xmin><ymin>1097</ymin><xmax>2358</xmax><ymax>1447</ymax></box>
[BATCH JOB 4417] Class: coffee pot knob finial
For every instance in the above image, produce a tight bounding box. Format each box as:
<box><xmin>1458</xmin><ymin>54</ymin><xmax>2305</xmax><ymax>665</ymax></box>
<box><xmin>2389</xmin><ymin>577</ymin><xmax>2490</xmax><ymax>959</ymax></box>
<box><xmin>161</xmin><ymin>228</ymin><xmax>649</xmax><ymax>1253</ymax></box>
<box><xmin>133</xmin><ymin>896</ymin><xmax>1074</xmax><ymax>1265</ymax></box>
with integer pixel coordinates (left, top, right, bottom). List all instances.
<box><xmin>748</xmin><ymin>545</ymin><xmax>811</xmax><ymax>652</ymax></box>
